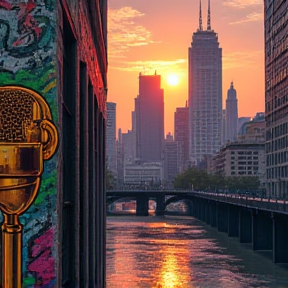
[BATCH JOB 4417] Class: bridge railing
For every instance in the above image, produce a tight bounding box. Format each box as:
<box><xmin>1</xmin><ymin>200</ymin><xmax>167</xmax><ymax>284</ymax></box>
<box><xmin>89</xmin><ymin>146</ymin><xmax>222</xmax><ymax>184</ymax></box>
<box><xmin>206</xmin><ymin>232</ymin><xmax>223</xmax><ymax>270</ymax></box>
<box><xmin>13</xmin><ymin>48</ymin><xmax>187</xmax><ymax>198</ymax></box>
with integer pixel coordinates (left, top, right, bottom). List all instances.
<box><xmin>189</xmin><ymin>191</ymin><xmax>288</xmax><ymax>214</ymax></box>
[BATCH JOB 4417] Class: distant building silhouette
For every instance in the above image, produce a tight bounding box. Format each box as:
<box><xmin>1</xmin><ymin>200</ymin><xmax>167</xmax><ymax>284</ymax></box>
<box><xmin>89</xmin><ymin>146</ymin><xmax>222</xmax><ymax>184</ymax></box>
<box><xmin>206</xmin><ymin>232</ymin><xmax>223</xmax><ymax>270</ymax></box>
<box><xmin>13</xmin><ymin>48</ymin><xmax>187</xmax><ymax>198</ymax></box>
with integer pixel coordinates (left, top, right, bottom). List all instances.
<box><xmin>106</xmin><ymin>102</ymin><xmax>117</xmax><ymax>175</ymax></box>
<box><xmin>237</xmin><ymin>113</ymin><xmax>265</xmax><ymax>143</ymax></box>
<box><xmin>122</xmin><ymin>129</ymin><xmax>136</xmax><ymax>164</ymax></box>
<box><xmin>188</xmin><ymin>0</ymin><xmax>222</xmax><ymax>166</ymax></box>
<box><xmin>124</xmin><ymin>162</ymin><xmax>163</xmax><ymax>186</ymax></box>
<box><xmin>135</xmin><ymin>72</ymin><xmax>164</xmax><ymax>164</ymax></box>
<box><xmin>222</xmin><ymin>109</ymin><xmax>226</xmax><ymax>144</ymax></box>
<box><xmin>238</xmin><ymin>117</ymin><xmax>252</xmax><ymax>134</ymax></box>
<box><xmin>116</xmin><ymin>128</ymin><xmax>125</xmax><ymax>187</ymax></box>
<box><xmin>164</xmin><ymin>133</ymin><xmax>181</xmax><ymax>184</ymax></box>
<box><xmin>174</xmin><ymin>103</ymin><xmax>189</xmax><ymax>171</ymax></box>
<box><xmin>225</xmin><ymin>82</ymin><xmax>238</xmax><ymax>142</ymax></box>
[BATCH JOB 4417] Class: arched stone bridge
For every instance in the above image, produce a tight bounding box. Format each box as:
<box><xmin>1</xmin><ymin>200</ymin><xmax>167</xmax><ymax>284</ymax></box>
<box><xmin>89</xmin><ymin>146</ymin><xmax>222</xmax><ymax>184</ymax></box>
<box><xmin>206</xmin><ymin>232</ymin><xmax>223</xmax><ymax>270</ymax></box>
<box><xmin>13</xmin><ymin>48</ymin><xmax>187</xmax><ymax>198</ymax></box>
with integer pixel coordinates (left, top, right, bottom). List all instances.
<box><xmin>107</xmin><ymin>189</ymin><xmax>288</xmax><ymax>263</ymax></box>
<box><xmin>106</xmin><ymin>189</ymin><xmax>194</xmax><ymax>216</ymax></box>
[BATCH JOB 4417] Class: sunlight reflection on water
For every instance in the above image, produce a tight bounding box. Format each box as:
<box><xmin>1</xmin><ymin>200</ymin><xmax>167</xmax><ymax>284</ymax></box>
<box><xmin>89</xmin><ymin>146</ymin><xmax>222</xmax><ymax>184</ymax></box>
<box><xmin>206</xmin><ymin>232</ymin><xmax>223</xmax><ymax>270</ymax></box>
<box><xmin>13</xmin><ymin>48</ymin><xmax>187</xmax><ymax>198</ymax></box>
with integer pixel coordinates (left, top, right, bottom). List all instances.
<box><xmin>106</xmin><ymin>215</ymin><xmax>288</xmax><ymax>288</ymax></box>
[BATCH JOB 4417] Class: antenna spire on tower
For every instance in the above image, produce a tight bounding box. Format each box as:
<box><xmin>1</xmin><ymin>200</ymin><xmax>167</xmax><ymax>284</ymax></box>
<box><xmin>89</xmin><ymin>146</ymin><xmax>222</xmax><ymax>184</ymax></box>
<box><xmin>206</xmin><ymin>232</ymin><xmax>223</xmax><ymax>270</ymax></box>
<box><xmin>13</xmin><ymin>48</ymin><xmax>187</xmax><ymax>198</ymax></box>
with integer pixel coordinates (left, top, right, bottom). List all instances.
<box><xmin>199</xmin><ymin>0</ymin><xmax>203</xmax><ymax>31</ymax></box>
<box><xmin>207</xmin><ymin>0</ymin><xmax>211</xmax><ymax>31</ymax></box>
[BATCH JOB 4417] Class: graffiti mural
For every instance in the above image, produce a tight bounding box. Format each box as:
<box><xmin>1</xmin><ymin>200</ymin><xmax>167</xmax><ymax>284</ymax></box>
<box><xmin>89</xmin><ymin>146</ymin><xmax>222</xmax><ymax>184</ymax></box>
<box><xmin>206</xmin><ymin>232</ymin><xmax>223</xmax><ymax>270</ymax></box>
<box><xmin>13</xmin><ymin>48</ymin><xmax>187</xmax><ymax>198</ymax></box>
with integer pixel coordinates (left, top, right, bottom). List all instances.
<box><xmin>27</xmin><ymin>226</ymin><xmax>56</xmax><ymax>287</ymax></box>
<box><xmin>0</xmin><ymin>0</ymin><xmax>54</xmax><ymax>73</ymax></box>
<box><xmin>0</xmin><ymin>1</ymin><xmax>58</xmax><ymax>287</ymax></box>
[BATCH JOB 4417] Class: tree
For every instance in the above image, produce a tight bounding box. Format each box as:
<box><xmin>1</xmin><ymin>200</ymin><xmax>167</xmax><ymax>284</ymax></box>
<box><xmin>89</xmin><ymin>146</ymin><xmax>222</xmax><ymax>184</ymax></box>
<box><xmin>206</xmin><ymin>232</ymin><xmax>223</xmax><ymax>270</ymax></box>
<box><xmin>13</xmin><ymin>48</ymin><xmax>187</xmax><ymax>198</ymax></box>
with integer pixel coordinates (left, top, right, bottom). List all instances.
<box><xmin>173</xmin><ymin>167</ymin><xmax>261</xmax><ymax>194</ymax></box>
<box><xmin>173</xmin><ymin>168</ymin><xmax>211</xmax><ymax>191</ymax></box>
<box><xmin>209</xmin><ymin>173</ymin><xmax>226</xmax><ymax>192</ymax></box>
<box><xmin>106</xmin><ymin>168</ymin><xmax>116</xmax><ymax>190</ymax></box>
<box><xmin>225</xmin><ymin>176</ymin><xmax>260</xmax><ymax>193</ymax></box>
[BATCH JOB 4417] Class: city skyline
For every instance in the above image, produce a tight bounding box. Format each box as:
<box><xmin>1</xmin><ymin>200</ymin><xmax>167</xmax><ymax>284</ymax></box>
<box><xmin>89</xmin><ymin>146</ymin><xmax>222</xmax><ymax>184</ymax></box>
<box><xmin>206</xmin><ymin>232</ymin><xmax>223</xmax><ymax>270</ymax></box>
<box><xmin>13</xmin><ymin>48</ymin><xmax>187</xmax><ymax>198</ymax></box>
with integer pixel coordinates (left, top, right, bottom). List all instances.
<box><xmin>107</xmin><ymin>0</ymin><xmax>265</xmax><ymax>135</ymax></box>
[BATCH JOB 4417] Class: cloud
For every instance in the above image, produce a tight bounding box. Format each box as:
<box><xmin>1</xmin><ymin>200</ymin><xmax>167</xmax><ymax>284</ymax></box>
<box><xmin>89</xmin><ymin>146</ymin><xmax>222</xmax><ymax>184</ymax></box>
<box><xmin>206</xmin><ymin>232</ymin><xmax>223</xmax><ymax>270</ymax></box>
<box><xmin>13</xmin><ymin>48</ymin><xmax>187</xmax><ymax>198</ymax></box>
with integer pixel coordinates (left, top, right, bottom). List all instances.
<box><xmin>229</xmin><ymin>11</ymin><xmax>263</xmax><ymax>24</ymax></box>
<box><xmin>109</xmin><ymin>59</ymin><xmax>187</xmax><ymax>74</ymax></box>
<box><xmin>110</xmin><ymin>51</ymin><xmax>263</xmax><ymax>74</ymax></box>
<box><xmin>223</xmin><ymin>51</ymin><xmax>263</xmax><ymax>69</ymax></box>
<box><xmin>108</xmin><ymin>7</ymin><xmax>154</xmax><ymax>59</ymax></box>
<box><xmin>223</xmin><ymin>0</ymin><xmax>262</xmax><ymax>8</ymax></box>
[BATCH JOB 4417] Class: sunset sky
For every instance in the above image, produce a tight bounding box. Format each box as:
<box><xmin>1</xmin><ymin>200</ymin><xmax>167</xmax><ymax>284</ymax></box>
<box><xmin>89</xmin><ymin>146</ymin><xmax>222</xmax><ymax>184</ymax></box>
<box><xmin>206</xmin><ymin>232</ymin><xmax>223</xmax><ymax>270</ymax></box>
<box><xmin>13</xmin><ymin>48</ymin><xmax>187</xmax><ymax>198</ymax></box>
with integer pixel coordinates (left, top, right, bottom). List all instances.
<box><xmin>107</xmin><ymin>0</ymin><xmax>264</xmax><ymax>135</ymax></box>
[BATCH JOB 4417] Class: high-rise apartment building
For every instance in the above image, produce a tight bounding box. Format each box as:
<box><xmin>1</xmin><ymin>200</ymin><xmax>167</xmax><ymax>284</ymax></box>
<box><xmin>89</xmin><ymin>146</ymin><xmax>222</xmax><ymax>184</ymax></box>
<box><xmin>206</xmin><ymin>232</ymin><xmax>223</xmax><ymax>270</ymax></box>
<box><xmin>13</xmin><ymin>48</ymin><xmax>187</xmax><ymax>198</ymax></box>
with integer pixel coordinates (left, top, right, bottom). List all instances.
<box><xmin>135</xmin><ymin>72</ymin><xmax>164</xmax><ymax>163</ymax></box>
<box><xmin>106</xmin><ymin>102</ymin><xmax>117</xmax><ymax>175</ymax></box>
<box><xmin>174</xmin><ymin>103</ymin><xmax>189</xmax><ymax>171</ymax></box>
<box><xmin>225</xmin><ymin>82</ymin><xmax>238</xmax><ymax>142</ymax></box>
<box><xmin>264</xmin><ymin>1</ymin><xmax>288</xmax><ymax>197</ymax></box>
<box><xmin>188</xmin><ymin>0</ymin><xmax>222</xmax><ymax>166</ymax></box>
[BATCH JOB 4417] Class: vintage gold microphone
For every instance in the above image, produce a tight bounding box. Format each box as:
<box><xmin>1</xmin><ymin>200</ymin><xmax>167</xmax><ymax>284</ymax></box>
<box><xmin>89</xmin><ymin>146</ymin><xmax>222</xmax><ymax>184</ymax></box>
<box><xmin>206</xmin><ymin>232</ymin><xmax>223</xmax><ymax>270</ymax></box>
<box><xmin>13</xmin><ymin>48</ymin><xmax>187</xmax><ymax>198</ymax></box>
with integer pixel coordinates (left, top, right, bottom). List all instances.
<box><xmin>0</xmin><ymin>86</ymin><xmax>58</xmax><ymax>288</ymax></box>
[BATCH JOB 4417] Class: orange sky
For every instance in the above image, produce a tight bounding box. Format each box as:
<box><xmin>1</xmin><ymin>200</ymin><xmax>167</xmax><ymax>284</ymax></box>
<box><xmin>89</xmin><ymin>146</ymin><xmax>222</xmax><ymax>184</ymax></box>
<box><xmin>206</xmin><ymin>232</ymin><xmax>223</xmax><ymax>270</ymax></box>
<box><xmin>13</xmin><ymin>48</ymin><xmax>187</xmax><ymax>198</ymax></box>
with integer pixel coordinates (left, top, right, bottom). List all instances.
<box><xmin>107</xmin><ymin>0</ymin><xmax>264</xmax><ymax>136</ymax></box>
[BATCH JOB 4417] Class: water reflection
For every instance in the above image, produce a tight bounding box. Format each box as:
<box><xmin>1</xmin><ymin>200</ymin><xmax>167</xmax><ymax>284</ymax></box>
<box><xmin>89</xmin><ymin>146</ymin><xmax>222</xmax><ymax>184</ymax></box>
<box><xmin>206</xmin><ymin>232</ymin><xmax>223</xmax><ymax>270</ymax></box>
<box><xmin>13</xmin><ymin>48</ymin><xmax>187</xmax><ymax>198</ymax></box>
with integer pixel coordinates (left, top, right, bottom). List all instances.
<box><xmin>106</xmin><ymin>216</ymin><xmax>288</xmax><ymax>288</ymax></box>
<box><xmin>153</xmin><ymin>250</ymin><xmax>190</xmax><ymax>288</ymax></box>
<box><xmin>148</xmin><ymin>222</ymin><xmax>190</xmax><ymax>287</ymax></box>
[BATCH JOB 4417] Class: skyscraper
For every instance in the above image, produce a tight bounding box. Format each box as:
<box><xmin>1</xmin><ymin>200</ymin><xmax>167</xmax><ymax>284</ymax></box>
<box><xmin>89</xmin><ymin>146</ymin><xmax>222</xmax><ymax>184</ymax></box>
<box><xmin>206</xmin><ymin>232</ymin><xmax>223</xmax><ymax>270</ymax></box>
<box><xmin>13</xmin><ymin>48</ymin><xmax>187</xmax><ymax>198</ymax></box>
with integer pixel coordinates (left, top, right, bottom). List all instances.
<box><xmin>174</xmin><ymin>103</ymin><xmax>189</xmax><ymax>171</ymax></box>
<box><xmin>225</xmin><ymin>82</ymin><xmax>238</xmax><ymax>142</ymax></box>
<box><xmin>106</xmin><ymin>102</ymin><xmax>117</xmax><ymax>175</ymax></box>
<box><xmin>264</xmin><ymin>0</ymin><xmax>288</xmax><ymax>198</ymax></box>
<box><xmin>188</xmin><ymin>0</ymin><xmax>222</xmax><ymax>166</ymax></box>
<box><xmin>135</xmin><ymin>72</ymin><xmax>164</xmax><ymax>163</ymax></box>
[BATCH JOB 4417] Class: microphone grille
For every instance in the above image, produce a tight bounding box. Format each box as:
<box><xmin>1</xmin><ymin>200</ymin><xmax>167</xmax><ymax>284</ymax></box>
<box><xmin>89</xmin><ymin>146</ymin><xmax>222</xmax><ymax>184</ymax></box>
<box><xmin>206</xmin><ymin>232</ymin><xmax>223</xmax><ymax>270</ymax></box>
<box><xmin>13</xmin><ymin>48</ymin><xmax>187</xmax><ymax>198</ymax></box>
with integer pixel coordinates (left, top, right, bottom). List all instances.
<box><xmin>0</xmin><ymin>89</ymin><xmax>35</xmax><ymax>142</ymax></box>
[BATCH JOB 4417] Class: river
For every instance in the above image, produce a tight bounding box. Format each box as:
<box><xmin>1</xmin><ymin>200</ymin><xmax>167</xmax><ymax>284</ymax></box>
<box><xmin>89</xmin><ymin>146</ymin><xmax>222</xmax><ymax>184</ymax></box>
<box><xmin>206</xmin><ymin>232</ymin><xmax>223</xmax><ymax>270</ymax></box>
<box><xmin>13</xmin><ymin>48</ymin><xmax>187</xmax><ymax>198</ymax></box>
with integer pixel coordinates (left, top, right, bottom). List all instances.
<box><xmin>106</xmin><ymin>214</ymin><xmax>288</xmax><ymax>288</ymax></box>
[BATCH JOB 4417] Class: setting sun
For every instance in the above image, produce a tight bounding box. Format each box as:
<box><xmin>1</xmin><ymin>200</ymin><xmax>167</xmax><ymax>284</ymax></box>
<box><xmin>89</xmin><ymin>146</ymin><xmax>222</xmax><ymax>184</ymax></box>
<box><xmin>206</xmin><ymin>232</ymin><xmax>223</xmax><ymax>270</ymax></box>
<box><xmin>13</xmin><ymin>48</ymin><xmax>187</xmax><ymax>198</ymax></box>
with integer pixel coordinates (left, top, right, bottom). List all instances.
<box><xmin>166</xmin><ymin>74</ymin><xmax>180</xmax><ymax>86</ymax></box>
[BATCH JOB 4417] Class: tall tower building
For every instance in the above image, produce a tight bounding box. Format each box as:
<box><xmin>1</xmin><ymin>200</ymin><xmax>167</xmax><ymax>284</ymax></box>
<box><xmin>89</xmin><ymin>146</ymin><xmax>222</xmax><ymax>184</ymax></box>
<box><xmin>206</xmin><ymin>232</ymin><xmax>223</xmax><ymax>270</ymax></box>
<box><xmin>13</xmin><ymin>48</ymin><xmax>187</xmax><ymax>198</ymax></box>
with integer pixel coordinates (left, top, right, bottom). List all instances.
<box><xmin>174</xmin><ymin>102</ymin><xmax>189</xmax><ymax>171</ymax></box>
<box><xmin>106</xmin><ymin>102</ymin><xmax>117</xmax><ymax>175</ymax></box>
<box><xmin>188</xmin><ymin>0</ymin><xmax>222</xmax><ymax>166</ymax></box>
<box><xmin>225</xmin><ymin>82</ymin><xmax>238</xmax><ymax>142</ymax></box>
<box><xmin>135</xmin><ymin>72</ymin><xmax>164</xmax><ymax>163</ymax></box>
<box><xmin>265</xmin><ymin>1</ymin><xmax>288</xmax><ymax>198</ymax></box>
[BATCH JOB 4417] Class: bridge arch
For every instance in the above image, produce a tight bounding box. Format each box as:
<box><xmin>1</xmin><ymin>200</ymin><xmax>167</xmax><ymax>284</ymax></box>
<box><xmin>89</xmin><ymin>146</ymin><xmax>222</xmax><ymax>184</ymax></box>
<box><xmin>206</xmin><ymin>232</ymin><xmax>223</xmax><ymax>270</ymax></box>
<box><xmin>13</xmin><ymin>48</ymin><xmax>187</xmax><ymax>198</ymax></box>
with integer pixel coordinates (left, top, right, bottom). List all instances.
<box><xmin>106</xmin><ymin>196</ymin><xmax>136</xmax><ymax>207</ymax></box>
<box><xmin>164</xmin><ymin>195</ymin><xmax>194</xmax><ymax>213</ymax></box>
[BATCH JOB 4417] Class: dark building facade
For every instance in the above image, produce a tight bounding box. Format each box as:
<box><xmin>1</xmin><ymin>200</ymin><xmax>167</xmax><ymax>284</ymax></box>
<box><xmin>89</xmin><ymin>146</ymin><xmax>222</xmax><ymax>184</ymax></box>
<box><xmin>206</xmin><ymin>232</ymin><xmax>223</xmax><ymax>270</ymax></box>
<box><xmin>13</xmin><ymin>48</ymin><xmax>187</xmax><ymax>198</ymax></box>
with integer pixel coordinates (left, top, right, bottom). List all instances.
<box><xmin>264</xmin><ymin>0</ymin><xmax>288</xmax><ymax>198</ymax></box>
<box><xmin>188</xmin><ymin>0</ymin><xmax>222</xmax><ymax>166</ymax></box>
<box><xmin>135</xmin><ymin>73</ymin><xmax>164</xmax><ymax>164</ymax></box>
<box><xmin>0</xmin><ymin>0</ymin><xmax>107</xmax><ymax>287</ymax></box>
